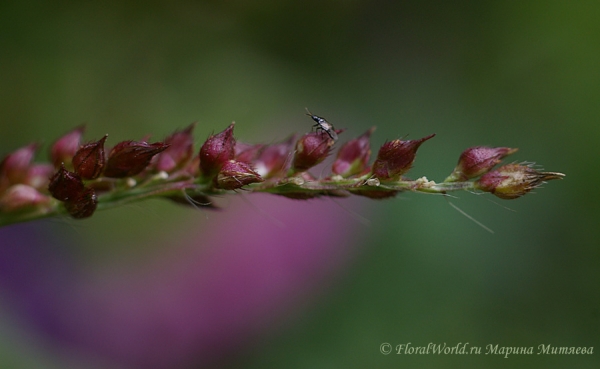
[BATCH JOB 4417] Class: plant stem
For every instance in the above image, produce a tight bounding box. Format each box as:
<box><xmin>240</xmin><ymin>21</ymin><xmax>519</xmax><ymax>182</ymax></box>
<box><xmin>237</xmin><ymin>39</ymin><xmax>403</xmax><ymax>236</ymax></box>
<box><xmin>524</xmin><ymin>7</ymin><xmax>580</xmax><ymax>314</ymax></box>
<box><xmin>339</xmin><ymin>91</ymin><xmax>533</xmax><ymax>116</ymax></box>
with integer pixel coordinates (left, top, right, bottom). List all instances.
<box><xmin>0</xmin><ymin>175</ymin><xmax>476</xmax><ymax>228</ymax></box>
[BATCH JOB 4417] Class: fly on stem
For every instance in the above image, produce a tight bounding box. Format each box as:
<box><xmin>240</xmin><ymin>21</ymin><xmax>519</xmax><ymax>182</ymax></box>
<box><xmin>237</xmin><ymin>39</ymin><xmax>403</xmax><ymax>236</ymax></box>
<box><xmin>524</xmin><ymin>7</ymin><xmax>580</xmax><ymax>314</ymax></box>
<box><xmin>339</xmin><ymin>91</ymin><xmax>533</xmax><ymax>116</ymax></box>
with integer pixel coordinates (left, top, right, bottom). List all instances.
<box><xmin>305</xmin><ymin>108</ymin><xmax>339</xmax><ymax>141</ymax></box>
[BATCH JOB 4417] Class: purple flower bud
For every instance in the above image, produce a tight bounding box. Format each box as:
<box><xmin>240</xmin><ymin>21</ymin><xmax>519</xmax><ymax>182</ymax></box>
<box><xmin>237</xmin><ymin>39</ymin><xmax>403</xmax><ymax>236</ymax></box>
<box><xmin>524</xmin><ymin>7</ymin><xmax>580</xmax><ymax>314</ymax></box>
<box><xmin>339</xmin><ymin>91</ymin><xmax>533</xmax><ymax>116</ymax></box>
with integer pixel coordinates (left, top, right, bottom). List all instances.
<box><xmin>65</xmin><ymin>187</ymin><xmax>98</xmax><ymax>219</ymax></box>
<box><xmin>199</xmin><ymin>123</ymin><xmax>236</xmax><ymax>177</ymax></box>
<box><xmin>183</xmin><ymin>156</ymin><xmax>201</xmax><ymax>177</ymax></box>
<box><xmin>73</xmin><ymin>135</ymin><xmax>107</xmax><ymax>180</ymax></box>
<box><xmin>371</xmin><ymin>134</ymin><xmax>435</xmax><ymax>180</ymax></box>
<box><xmin>155</xmin><ymin>123</ymin><xmax>196</xmax><ymax>172</ymax></box>
<box><xmin>234</xmin><ymin>141</ymin><xmax>264</xmax><ymax>163</ymax></box>
<box><xmin>445</xmin><ymin>146</ymin><xmax>518</xmax><ymax>182</ymax></box>
<box><xmin>214</xmin><ymin>160</ymin><xmax>264</xmax><ymax>190</ymax></box>
<box><xmin>50</xmin><ymin>125</ymin><xmax>85</xmax><ymax>168</ymax></box>
<box><xmin>0</xmin><ymin>184</ymin><xmax>51</xmax><ymax>211</ymax></box>
<box><xmin>0</xmin><ymin>143</ymin><xmax>38</xmax><ymax>185</ymax></box>
<box><xmin>24</xmin><ymin>164</ymin><xmax>55</xmax><ymax>190</ymax></box>
<box><xmin>48</xmin><ymin>164</ymin><xmax>85</xmax><ymax>201</ymax></box>
<box><xmin>291</xmin><ymin>132</ymin><xmax>334</xmax><ymax>172</ymax></box>
<box><xmin>475</xmin><ymin>164</ymin><xmax>565</xmax><ymax>199</ymax></box>
<box><xmin>104</xmin><ymin>141</ymin><xmax>169</xmax><ymax>178</ymax></box>
<box><xmin>332</xmin><ymin>128</ymin><xmax>374</xmax><ymax>177</ymax></box>
<box><xmin>253</xmin><ymin>135</ymin><xmax>296</xmax><ymax>178</ymax></box>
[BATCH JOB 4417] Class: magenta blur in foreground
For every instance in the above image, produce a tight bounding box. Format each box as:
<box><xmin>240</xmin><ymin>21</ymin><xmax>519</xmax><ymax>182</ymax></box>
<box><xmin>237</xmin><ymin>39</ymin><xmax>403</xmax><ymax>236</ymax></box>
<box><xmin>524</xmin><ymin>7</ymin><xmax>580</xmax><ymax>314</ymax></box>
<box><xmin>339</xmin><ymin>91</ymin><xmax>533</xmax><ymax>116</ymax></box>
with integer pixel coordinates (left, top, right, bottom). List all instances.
<box><xmin>0</xmin><ymin>192</ymin><xmax>358</xmax><ymax>368</ymax></box>
<box><xmin>0</xmin><ymin>112</ymin><xmax>565</xmax><ymax>226</ymax></box>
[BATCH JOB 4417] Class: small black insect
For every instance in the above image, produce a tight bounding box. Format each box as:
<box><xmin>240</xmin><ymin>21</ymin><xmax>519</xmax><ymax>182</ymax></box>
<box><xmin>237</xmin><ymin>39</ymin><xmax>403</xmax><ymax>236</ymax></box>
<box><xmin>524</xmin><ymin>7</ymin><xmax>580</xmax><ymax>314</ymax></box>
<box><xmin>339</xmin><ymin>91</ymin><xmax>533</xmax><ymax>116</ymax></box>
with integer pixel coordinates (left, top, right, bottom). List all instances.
<box><xmin>305</xmin><ymin>108</ymin><xmax>338</xmax><ymax>141</ymax></box>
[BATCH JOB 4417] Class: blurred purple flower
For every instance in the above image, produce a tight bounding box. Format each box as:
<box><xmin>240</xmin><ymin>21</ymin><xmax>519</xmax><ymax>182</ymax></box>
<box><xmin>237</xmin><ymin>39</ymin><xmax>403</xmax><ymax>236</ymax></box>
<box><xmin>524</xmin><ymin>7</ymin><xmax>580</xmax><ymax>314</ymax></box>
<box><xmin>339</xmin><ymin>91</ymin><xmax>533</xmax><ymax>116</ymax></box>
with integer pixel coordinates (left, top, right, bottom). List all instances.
<box><xmin>0</xmin><ymin>194</ymin><xmax>365</xmax><ymax>368</ymax></box>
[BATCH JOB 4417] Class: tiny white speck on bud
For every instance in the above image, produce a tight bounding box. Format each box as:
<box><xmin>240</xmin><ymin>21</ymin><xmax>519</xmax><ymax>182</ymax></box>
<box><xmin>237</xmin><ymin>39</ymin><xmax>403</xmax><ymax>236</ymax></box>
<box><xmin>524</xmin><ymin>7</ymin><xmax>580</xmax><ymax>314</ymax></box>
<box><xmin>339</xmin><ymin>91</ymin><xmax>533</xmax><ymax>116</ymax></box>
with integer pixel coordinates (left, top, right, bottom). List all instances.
<box><xmin>254</xmin><ymin>163</ymin><xmax>268</xmax><ymax>177</ymax></box>
<box><xmin>290</xmin><ymin>177</ymin><xmax>305</xmax><ymax>185</ymax></box>
<box><xmin>415</xmin><ymin>176</ymin><xmax>435</xmax><ymax>188</ymax></box>
<box><xmin>155</xmin><ymin>171</ymin><xmax>169</xmax><ymax>180</ymax></box>
<box><xmin>366</xmin><ymin>178</ymin><xmax>380</xmax><ymax>186</ymax></box>
<box><xmin>126</xmin><ymin>178</ymin><xmax>137</xmax><ymax>187</ymax></box>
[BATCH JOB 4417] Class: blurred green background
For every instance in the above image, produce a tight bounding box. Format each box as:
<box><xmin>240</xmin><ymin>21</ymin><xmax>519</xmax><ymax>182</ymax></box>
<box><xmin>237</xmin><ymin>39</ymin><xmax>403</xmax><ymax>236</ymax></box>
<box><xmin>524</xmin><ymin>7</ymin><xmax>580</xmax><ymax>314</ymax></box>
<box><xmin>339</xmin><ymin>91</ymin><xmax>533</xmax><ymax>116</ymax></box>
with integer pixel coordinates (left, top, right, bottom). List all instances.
<box><xmin>0</xmin><ymin>1</ymin><xmax>598</xmax><ymax>368</ymax></box>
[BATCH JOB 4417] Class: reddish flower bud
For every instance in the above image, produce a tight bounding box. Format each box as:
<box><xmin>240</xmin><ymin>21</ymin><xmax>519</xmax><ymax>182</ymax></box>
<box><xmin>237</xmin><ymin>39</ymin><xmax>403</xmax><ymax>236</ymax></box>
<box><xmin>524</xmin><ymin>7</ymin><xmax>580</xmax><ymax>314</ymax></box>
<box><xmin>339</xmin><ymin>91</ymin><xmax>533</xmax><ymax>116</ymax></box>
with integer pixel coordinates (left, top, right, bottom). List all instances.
<box><xmin>291</xmin><ymin>132</ymin><xmax>334</xmax><ymax>172</ymax></box>
<box><xmin>332</xmin><ymin>127</ymin><xmax>374</xmax><ymax>177</ymax></box>
<box><xmin>48</xmin><ymin>164</ymin><xmax>85</xmax><ymax>201</ymax></box>
<box><xmin>73</xmin><ymin>135</ymin><xmax>107</xmax><ymax>179</ymax></box>
<box><xmin>371</xmin><ymin>134</ymin><xmax>435</xmax><ymax>180</ymax></box>
<box><xmin>183</xmin><ymin>155</ymin><xmax>201</xmax><ymax>177</ymax></box>
<box><xmin>0</xmin><ymin>184</ymin><xmax>51</xmax><ymax>212</ymax></box>
<box><xmin>0</xmin><ymin>143</ymin><xmax>38</xmax><ymax>184</ymax></box>
<box><xmin>214</xmin><ymin>160</ymin><xmax>264</xmax><ymax>190</ymax></box>
<box><xmin>155</xmin><ymin>123</ymin><xmax>196</xmax><ymax>172</ymax></box>
<box><xmin>445</xmin><ymin>146</ymin><xmax>518</xmax><ymax>182</ymax></box>
<box><xmin>104</xmin><ymin>141</ymin><xmax>169</xmax><ymax>178</ymax></box>
<box><xmin>86</xmin><ymin>180</ymin><xmax>113</xmax><ymax>194</ymax></box>
<box><xmin>65</xmin><ymin>187</ymin><xmax>98</xmax><ymax>219</ymax></box>
<box><xmin>253</xmin><ymin>135</ymin><xmax>296</xmax><ymax>178</ymax></box>
<box><xmin>235</xmin><ymin>142</ymin><xmax>265</xmax><ymax>164</ymax></box>
<box><xmin>50</xmin><ymin>125</ymin><xmax>85</xmax><ymax>168</ymax></box>
<box><xmin>475</xmin><ymin>164</ymin><xmax>565</xmax><ymax>199</ymax></box>
<box><xmin>24</xmin><ymin>164</ymin><xmax>55</xmax><ymax>190</ymax></box>
<box><xmin>199</xmin><ymin>123</ymin><xmax>236</xmax><ymax>177</ymax></box>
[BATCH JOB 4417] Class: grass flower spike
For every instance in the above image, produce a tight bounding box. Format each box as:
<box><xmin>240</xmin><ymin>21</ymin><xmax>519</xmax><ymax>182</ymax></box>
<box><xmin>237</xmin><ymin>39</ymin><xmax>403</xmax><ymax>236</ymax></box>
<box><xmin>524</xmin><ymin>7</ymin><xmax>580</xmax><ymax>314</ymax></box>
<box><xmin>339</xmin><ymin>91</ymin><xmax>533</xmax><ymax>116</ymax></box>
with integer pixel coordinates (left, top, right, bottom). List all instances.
<box><xmin>0</xmin><ymin>111</ymin><xmax>565</xmax><ymax>227</ymax></box>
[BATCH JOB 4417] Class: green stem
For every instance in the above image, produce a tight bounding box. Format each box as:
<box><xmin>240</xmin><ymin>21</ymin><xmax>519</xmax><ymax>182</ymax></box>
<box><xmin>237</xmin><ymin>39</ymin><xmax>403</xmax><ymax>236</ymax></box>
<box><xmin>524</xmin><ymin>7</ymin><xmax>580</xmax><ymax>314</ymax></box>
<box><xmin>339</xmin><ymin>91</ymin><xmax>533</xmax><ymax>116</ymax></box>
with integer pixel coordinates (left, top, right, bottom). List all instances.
<box><xmin>0</xmin><ymin>175</ymin><xmax>477</xmax><ymax>228</ymax></box>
